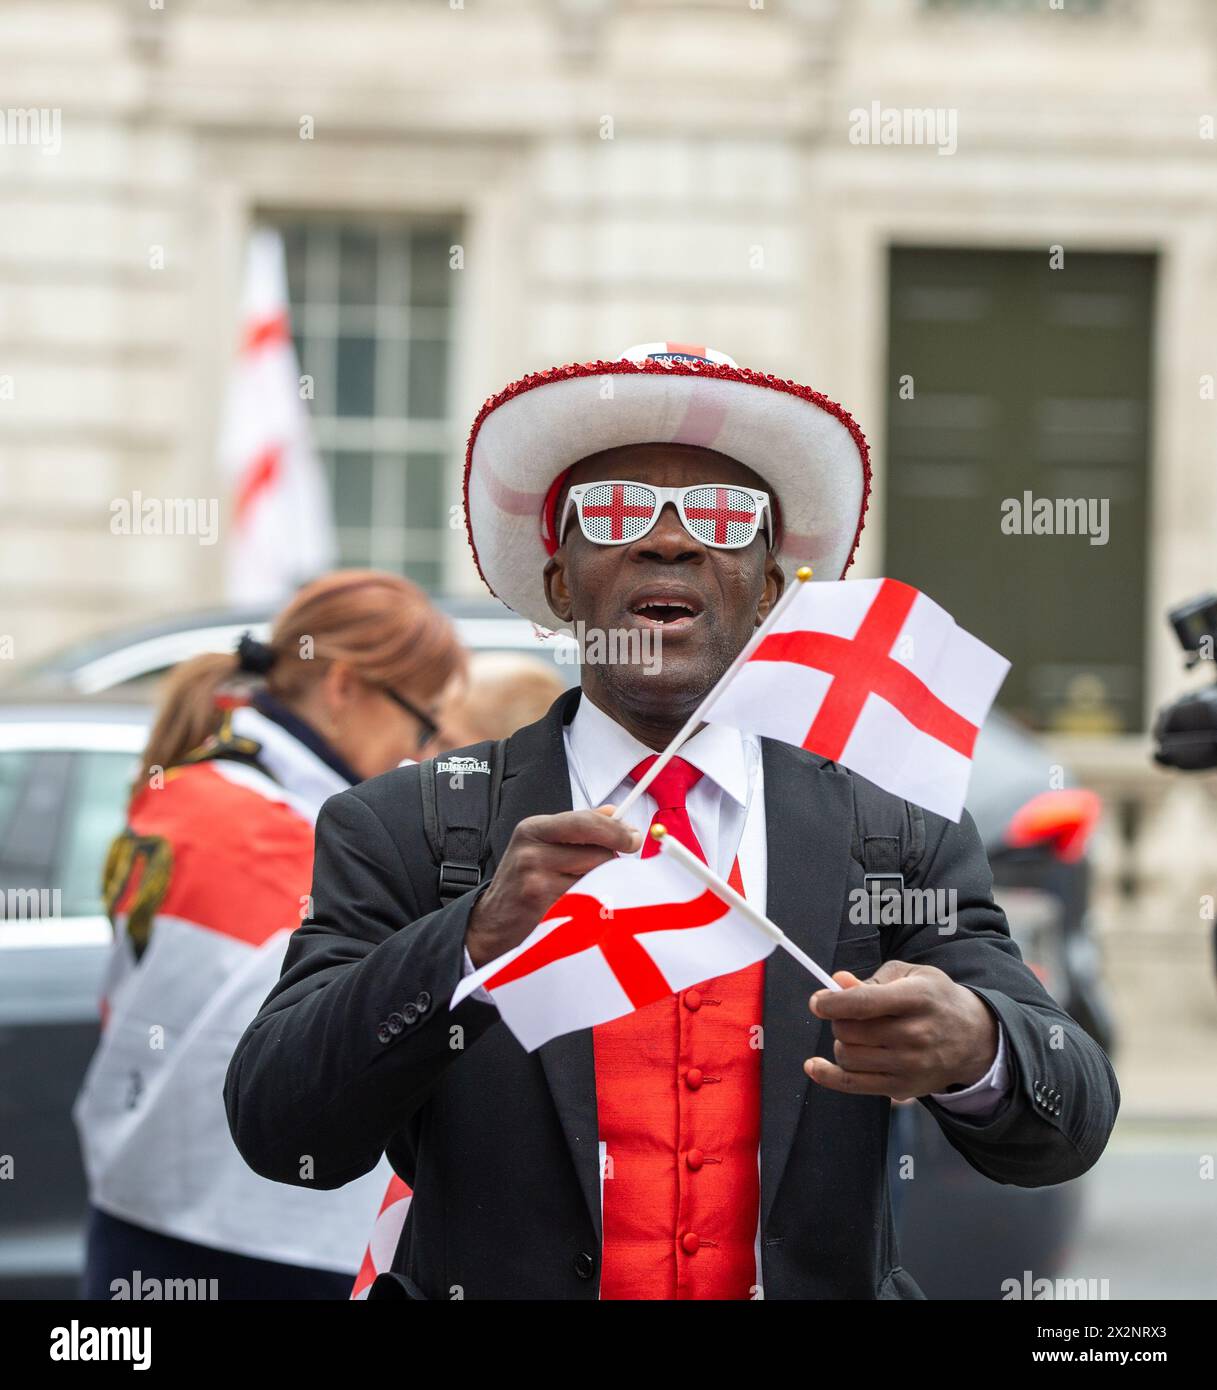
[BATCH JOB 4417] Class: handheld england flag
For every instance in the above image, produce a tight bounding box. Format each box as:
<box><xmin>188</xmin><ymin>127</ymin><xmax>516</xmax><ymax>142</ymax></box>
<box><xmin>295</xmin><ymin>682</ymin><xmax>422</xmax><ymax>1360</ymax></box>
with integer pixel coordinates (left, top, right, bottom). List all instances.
<box><xmin>451</xmin><ymin>849</ymin><xmax>775</xmax><ymax>1053</ymax></box>
<box><xmin>706</xmin><ymin>578</ymin><xmax>1009</xmax><ymax>821</ymax></box>
<box><xmin>350</xmin><ymin>1175</ymin><xmax>413</xmax><ymax>1300</ymax></box>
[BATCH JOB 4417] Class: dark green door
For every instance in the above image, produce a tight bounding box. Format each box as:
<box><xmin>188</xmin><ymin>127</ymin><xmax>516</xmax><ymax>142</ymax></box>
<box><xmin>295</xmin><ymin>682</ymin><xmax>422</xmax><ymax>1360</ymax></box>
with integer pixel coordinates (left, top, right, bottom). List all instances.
<box><xmin>884</xmin><ymin>247</ymin><xmax>1155</xmax><ymax>733</ymax></box>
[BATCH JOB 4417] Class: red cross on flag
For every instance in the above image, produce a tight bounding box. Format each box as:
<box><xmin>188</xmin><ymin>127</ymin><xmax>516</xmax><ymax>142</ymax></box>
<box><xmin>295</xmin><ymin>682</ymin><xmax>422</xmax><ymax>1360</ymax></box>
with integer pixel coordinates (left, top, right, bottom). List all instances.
<box><xmin>706</xmin><ymin>578</ymin><xmax>1009</xmax><ymax>821</ymax></box>
<box><xmin>218</xmin><ymin>228</ymin><xmax>336</xmax><ymax>605</ymax></box>
<box><xmin>452</xmin><ymin>850</ymin><xmax>775</xmax><ymax>1052</ymax></box>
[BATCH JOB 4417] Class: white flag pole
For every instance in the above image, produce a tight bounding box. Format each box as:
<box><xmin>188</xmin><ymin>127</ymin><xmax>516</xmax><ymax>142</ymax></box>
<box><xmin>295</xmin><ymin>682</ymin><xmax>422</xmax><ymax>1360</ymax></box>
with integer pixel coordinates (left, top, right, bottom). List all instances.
<box><xmin>651</xmin><ymin>825</ymin><xmax>841</xmax><ymax>992</ymax></box>
<box><xmin>612</xmin><ymin>565</ymin><xmax>814</xmax><ymax>822</ymax></box>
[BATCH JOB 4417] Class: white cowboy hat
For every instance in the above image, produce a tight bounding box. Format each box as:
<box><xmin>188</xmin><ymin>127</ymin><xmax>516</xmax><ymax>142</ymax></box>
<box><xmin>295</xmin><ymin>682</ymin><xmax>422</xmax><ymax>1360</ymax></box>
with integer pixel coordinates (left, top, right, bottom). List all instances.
<box><xmin>463</xmin><ymin>341</ymin><xmax>871</xmax><ymax>628</ymax></box>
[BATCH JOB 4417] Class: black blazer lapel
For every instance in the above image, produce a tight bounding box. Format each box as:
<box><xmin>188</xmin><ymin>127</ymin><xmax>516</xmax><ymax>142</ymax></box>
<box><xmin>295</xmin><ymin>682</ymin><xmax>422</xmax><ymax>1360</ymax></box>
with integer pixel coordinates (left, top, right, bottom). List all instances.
<box><xmin>759</xmin><ymin>740</ymin><xmax>855</xmax><ymax>1229</ymax></box>
<box><xmin>487</xmin><ymin>687</ymin><xmax>603</xmax><ymax>1242</ymax></box>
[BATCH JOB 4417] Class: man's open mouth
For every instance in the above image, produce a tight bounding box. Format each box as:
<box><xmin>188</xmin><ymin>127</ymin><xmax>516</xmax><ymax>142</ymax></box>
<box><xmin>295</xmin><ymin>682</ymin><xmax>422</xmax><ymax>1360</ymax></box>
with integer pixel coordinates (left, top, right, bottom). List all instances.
<box><xmin>625</xmin><ymin>591</ymin><xmax>706</xmax><ymax>628</ymax></box>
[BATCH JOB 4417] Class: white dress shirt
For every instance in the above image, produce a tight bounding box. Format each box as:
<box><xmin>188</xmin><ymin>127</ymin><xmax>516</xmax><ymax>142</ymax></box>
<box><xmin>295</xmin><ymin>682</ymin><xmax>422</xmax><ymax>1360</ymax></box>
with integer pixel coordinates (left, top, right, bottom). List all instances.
<box><xmin>467</xmin><ymin>693</ymin><xmax>1009</xmax><ymax>1112</ymax></box>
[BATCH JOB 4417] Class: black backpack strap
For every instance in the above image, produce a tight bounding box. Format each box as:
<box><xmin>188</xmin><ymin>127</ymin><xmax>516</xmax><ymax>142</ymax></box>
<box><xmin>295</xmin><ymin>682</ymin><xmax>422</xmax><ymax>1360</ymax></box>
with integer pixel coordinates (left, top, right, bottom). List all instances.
<box><xmin>849</xmin><ymin>774</ymin><xmax>926</xmax><ymax>918</ymax></box>
<box><xmin>419</xmin><ymin>740</ymin><xmax>506</xmax><ymax>906</ymax></box>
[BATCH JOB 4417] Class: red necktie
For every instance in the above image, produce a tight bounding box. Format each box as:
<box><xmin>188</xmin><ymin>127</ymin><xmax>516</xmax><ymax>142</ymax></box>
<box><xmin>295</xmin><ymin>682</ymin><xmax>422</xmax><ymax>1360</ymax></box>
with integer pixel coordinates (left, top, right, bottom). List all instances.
<box><xmin>629</xmin><ymin>756</ymin><xmax>707</xmax><ymax>863</ymax></box>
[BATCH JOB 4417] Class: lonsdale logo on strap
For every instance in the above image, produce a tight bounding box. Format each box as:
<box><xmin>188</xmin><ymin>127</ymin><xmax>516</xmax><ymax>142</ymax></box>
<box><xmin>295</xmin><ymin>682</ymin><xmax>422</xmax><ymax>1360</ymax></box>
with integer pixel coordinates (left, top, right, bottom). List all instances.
<box><xmin>436</xmin><ymin>755</ymin><xmax>490</xmax><ymax>775</ymax></box>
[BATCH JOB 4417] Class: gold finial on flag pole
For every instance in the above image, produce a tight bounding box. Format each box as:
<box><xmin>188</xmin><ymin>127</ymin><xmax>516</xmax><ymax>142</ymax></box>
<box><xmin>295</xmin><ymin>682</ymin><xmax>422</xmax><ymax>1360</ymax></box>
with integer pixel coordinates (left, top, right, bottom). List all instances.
<box><xmin>796</xmin><ymin>566</ymin><xmax>813</xmax><ymax>582</ymax></box>
<box><xmin>651</xmin><ymin>824</ymin><xmax>666</xmax><ymax>841</ymax></box>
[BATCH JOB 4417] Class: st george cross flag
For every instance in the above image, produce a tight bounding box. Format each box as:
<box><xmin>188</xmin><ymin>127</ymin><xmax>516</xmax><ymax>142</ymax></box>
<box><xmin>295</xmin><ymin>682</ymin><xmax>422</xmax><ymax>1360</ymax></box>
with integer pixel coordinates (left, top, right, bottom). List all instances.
<box><xmin>218</xmin><ymin>228</ymin><xmax>336</xmax><ymax>606</ymax></box>
<box><xmin>707</xmin><ymin>578</ymin><xmax>1009</xmax><ymax>822</ymax></box>
<box><xmin>350</xmin><ymin>1175</ymin><xmax>413</xmax><ymax>1300</ymax></box>
<box><xmin>451</xmin><ymin>850</ymin><xmax>773</xmax><ymax>1052</ymax></box>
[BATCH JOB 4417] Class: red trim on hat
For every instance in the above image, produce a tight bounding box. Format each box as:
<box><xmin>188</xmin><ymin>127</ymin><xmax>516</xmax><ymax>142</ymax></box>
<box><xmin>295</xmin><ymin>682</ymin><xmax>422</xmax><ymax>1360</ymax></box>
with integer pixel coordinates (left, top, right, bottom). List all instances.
<box><xmin>462</xmin><ymin>357</ymin><xmax>872</xmax><ymax>605</ymax></box>
<box><xmin>664</xmin><ymin>341</ymin><xmax>706</xmax><ymax>357</ymax></box>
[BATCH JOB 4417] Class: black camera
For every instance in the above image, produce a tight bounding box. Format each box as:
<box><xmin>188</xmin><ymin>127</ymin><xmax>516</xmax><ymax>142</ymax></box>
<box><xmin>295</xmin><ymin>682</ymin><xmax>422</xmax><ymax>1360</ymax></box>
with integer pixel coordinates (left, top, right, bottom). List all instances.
<box><xmin>1152</xmin><ymin>593</ymin><xmax>1217</xmax><ymax>771</ymax></box>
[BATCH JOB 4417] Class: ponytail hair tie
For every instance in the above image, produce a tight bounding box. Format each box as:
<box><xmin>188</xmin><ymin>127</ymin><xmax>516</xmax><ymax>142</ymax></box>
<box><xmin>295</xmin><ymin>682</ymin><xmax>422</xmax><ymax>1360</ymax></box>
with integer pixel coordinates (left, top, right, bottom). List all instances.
<box><xmin>235</xmin><ymin>631</ymin><xmax>277</xmax><ymax>676</ymax></box>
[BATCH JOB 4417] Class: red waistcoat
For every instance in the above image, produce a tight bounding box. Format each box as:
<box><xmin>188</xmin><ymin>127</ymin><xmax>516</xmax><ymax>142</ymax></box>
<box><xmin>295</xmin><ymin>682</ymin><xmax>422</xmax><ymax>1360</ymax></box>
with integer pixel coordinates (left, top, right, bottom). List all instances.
<box><xmin>593</xmin><ymin>854</ymin><xmax>764</xmax><ymax>1300</ymax></box>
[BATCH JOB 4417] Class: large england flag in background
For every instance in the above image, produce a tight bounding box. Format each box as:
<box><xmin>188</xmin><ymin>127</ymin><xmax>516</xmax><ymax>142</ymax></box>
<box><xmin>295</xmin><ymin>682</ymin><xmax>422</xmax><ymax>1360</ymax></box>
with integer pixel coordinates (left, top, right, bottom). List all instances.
<box><xmin>452</xmin><ymin>849</ymin><xmax>774</xmax><ymax>1053</ymax></box>
<box><xmin>218</xmin><ymin>228</ymin><xmax>336</xmax><ymax>606</ymax></box>
<box><xmin>708</xmin><ymin>578</ymin><xmax>1009</xmax><ymax>821</ymax></box>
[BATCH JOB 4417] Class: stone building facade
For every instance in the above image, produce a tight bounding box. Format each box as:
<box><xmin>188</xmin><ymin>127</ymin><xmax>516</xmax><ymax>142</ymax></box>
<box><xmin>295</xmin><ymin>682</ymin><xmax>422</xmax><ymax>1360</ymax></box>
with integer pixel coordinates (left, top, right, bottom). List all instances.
<box><xmin>1</xmin><ymin>0</ymin><xmax>1215</xmax><ymax>733</ymax></box>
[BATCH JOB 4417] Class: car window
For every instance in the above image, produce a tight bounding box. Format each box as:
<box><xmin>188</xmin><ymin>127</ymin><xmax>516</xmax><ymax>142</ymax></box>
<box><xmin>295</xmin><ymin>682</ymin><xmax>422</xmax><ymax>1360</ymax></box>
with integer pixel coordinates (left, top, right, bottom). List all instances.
<box><xmin>57</xmin><ymin>752</ymin><xmax>137</xmax><ymax>919</ymax></box>
<box><xmin>0</xmin><ymin>749</ymin><xmax>33</xmax><ymax>841</ymax></box>
<box><xmin>0</xmin><ymin>750</ymin><xmax>66</xmax><ymax>909</ymax></box>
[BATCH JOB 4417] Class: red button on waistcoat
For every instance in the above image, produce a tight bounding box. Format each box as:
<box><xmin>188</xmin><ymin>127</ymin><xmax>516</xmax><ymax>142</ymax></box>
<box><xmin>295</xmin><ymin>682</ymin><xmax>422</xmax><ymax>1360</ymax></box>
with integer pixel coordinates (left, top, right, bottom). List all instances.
<box><xmin>683</xmin><ymin>988</ymin><xmax>702</xmax><ymax>1012</ymax></box>
<box><xmin>685</xmin><ymin>1148</ymin><xmax>704</xmax><ymax>1171</ymax></box>
<box><xmin>684</xmin><ymin>1067</ymin><xmax>703</xmax><ymax>1091</ymax></box>
<box><xmin>680</xmin><ymin>1232</ymin><xmax>701</xmax><ymax>1255</ymax></box>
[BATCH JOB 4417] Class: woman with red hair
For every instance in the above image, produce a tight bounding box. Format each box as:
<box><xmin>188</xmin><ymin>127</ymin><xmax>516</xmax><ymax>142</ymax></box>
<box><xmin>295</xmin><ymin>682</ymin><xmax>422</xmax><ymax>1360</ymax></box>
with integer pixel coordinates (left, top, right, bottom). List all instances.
<box><xmin>74</xmin><ymin>570</ymin><xmax>465</xmax><ymax>1299</ymax></box>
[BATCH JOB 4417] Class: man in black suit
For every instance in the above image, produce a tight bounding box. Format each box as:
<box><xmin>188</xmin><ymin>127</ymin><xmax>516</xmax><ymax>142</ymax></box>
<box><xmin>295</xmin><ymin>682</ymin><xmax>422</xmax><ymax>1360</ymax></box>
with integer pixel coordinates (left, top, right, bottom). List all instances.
<box><xmin>225</xmin><ymin>343</ymin><xmax>1119</xmax><ymax>1300</ymax></box>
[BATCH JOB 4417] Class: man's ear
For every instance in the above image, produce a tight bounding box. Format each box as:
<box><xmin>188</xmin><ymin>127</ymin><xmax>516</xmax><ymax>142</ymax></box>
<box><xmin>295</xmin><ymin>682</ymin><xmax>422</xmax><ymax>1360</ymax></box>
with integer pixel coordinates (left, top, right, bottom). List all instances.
<box><xmin>755</xmin><ymin>551</ymin><xmax>785</xmax><ymax>627</ymax></box>
<box><xmin>543</xmin><ymin>552</ymin><xmax>574</xmax><ymax>624</ymax></box>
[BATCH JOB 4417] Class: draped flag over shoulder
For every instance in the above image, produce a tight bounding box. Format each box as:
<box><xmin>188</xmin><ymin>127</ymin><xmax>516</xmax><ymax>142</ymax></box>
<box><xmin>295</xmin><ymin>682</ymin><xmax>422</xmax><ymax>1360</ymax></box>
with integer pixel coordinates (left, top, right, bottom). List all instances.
<box><xmin>705</xmin><ymin>577</ymin><xmax>1009</xmax><ymax>821</ymax></box>
<box><xmin>218</xmin><ymin>227</ymin><xmax>336</xmax><ymax>606</ymax></box>
<box><xmin>452</xmin><ymin>848</ymin><xmax>776</xmax><ymax>1053</ymax></box>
